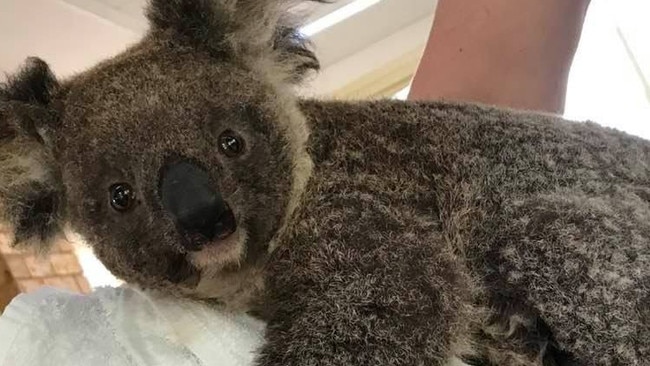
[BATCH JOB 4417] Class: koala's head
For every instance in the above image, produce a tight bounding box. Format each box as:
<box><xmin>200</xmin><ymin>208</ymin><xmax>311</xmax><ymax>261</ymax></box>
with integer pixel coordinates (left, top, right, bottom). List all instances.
<box><xmin>0</xmin><ymin>0</ymin><xmax>319</xmax><ymax>309</ymax></box>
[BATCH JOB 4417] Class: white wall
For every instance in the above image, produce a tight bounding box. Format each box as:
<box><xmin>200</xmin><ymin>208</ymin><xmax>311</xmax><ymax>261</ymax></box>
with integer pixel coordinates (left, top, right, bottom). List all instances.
<box><xmin>565</xmin><ymin>0</ymin><xmax>650</xmax><ymax>139</ymax></box>
<box><xmin>0</xmin><ymin>0</ymin><xmax>139</xmax><ymax>79</ymax></box>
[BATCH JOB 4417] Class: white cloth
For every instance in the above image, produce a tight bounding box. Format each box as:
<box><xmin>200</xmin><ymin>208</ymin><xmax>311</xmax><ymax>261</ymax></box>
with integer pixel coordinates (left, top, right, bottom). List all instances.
<box><xmin>0</xmin><ymin>286</ymin><xmax>266</xmax><ymax>366</ymax></box>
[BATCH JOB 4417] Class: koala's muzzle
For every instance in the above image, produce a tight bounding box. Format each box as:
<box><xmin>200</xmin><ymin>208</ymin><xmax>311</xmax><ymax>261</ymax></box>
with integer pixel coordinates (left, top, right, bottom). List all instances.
<box><xmin>160</xmin><ymin>160</ymin><xmax>236</xmax><ymax>251</ymax></box>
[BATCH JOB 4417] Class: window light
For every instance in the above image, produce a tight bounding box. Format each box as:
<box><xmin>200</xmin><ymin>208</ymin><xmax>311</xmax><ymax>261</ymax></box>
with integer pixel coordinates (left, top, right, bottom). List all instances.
<box><xmin>300</xmin><ymin>0</ymin><xmax>384</xmax><ymax>37</ymax></box>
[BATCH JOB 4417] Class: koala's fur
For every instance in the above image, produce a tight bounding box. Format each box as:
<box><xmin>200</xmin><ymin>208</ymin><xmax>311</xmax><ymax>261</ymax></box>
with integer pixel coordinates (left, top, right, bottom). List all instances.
<box><xmin>1</xmin><ymin>1</ymin><xmax>648</xmax><ymax>365</ymax></box>
<box><xmin>260</xmin><ymin>100</ymin><xmax>650</xmax><ymax>365</ymax></box>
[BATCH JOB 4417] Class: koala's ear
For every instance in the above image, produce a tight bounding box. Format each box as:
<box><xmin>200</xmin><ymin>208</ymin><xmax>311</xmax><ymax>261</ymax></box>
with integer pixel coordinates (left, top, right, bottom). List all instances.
<box><xmin>272</xmin><ymin>26</ymin><xmax>320</xmax><ymax>84</ymax></box>
<box><xmin>1</xmin><ymin>57</ymin><xmax>58</xmax><ymax>105</ymax></box>
<box><xmin>146</xmin><ymin>0</ymin><xmax>322</xmax><ymax>84</ymax></box>
<box><xmin>145</xmin><ymin>0</ymin><xmax>231</xmax><ymax>55</ymax></box>
<box><xmin>1</xmin><ymin>57</ymin><xmax>64</xmax><ymax>252</ymax></box>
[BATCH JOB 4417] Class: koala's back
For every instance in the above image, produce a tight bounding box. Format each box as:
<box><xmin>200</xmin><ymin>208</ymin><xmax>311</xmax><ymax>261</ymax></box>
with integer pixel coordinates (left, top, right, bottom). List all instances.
<box><xmin>261</xmin><ymin>100</ymin><xmax>648</xmax><ymax>366</ymax></box>
<box><xmin>259</xmin><ymin>101</ymin><xmax>477</xmax><ymax>365</ymax></box>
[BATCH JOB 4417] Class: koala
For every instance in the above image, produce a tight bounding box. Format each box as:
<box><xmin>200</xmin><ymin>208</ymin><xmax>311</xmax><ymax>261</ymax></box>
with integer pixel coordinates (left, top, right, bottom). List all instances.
<box><xmin>0</xmin><ymin>1</ymin><xmax>647</xmax><ymax>365</ymax></box>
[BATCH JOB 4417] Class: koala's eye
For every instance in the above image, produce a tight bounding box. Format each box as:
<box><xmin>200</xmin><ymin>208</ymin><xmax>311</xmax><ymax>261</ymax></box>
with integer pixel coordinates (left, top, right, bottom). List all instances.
<box><xmin>110</xmin><ymin>183</ymin><xmax>136</xmax><ymax>212</ymax></box>
<box><xmin>218</xmin><ymin>130</ymin><xmax>245</xmax><ymax>158</ymax></box>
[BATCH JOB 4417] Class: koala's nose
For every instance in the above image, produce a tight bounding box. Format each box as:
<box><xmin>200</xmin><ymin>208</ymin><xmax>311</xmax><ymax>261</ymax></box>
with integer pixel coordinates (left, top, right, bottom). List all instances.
<box><xmin>160</xmin><ymin>160</ymin><xmax>235</xmax><ymax>250</ymax></box>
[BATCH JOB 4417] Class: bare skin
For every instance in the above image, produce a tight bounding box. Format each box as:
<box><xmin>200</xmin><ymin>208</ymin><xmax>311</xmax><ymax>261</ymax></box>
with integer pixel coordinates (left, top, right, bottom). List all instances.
<box><xmin>408</xmin><ymin>0</ymin><xmax>591</xmax><ymax>115</ymax></box>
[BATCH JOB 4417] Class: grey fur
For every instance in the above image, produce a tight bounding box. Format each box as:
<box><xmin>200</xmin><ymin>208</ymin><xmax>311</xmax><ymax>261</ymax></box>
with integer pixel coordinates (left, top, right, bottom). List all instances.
<box><xmin>0</xmin><ymin>1</ymin><xmax>647</xmax><ymax>365</ymax></box>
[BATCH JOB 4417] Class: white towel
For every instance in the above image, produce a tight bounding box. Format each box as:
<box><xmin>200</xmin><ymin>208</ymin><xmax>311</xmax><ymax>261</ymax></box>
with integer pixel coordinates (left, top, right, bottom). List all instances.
<box><xmin>0</xmin><ymin>286</ymin><xmax>266</xmax><ymax>366</ymax></box>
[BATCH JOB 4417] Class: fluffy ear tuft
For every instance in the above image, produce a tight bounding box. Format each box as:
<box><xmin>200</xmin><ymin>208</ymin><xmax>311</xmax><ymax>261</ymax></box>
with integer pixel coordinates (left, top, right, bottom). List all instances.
<box><xmin>272</xmin><ymin>26</ymin><xmax>320</xmax><ymax>84</ymax></box>
<box><xmin>146</xmin><ymin>0</ymin><xmax>231</xmax><ymax>55</ymax></box>
<box><xmin>1</xmin><ymin>58</ymin><xmax>64</xmax><ymax>252</ymax></box>
<box><xmin>145</xmin><ymin>0</ymin><xmax>324</xmax><ymax>84</ymax></box>
<box><xmin>1</xmin><ymin>57</ymin><xmax>59</xmax><ymax>105</ymax></box>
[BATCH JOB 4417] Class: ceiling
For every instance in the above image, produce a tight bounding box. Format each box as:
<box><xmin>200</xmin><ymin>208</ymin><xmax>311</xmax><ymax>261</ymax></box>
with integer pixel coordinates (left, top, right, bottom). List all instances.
<box><xmin>59</xmin><ymin>0</ymin><xmax>361</xmax><ymax>35</ymax></box>
<box><xmin>0</xmin><ymin>0</ymin><xmax>436</xmax><ymax>96</ymax></box>
<box><xmin>59</xmin><ymin>0</ymin><xmax>437</xmax><ymax>95</ymax></box>
<box><xmin>61</xmin><ymin>0</ymin><xmax>433</xmax><ymax>63</ymax></box>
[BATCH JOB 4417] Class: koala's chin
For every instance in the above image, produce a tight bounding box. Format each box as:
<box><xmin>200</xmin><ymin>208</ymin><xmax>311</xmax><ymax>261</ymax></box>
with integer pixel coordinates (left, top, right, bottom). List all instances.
<box><xmin>182</xmin><ymin>219</ymin><xmax>266</xmax><ymax>311</ymax></box>
<box><xmin>187</xmin><ymin>236</ymin><xmax>267</xmax><ymax>312</ymax></box>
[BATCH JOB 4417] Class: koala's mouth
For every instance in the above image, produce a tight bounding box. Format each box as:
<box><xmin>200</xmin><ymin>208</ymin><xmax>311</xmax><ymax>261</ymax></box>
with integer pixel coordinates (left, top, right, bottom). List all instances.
<box><xmin>186</xmin><ymin>210</ymin><xmax>244</xmax><ymax>270</ymax></box>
